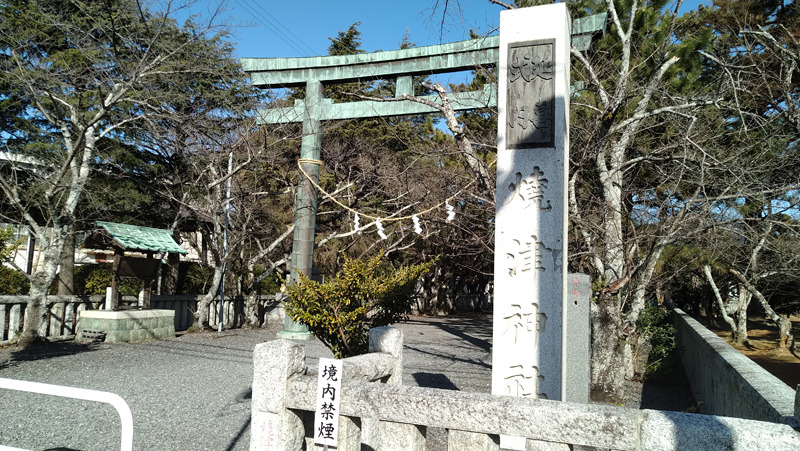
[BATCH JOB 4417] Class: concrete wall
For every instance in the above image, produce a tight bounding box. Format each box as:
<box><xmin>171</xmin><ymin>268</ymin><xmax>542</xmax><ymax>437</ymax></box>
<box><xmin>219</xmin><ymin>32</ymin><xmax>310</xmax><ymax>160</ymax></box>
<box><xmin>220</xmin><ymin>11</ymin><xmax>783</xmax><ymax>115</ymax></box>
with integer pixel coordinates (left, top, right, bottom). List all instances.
<box><xmin>673</xmin><ymin>308</ymin><xmax>799</xmax><ymax>429</ymax></box>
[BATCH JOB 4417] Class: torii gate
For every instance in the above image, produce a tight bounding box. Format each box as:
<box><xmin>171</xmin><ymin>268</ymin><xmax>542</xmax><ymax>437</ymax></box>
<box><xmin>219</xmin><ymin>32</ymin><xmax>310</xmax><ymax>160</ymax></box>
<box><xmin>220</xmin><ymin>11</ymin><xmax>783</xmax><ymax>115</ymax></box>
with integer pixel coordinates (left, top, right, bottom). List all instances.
<box><xmin>241</xmin><ymin>13</ymin><xmax>605</xmax><ymax>341</ymax></box>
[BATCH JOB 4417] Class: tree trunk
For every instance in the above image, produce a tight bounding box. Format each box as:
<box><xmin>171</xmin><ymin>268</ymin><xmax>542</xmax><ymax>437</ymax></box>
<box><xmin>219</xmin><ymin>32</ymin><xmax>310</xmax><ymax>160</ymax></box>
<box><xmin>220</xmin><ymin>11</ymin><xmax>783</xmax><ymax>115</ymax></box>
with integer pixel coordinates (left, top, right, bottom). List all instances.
<box><xmin>778</xmin><ymin>316</ymin><xmax>793</xmax><ymax>349</ymax></box>
<box><xmin>734</xmin><ymin>285</ymin><xmax>750</xmax><ymax>345</ymax></box>
<box><xmin>731</xmin><ymin>268</ymin><xmax>792</xmax><ymax>348</ymax></box>
<box><xmin>590</xmin><ymin>297</ymin><xmax>628</xmax><ymax>402</ymax></box>
<box><xmin>434</xmin><ymin>268</ymin><xmax>454</xmax><ymax>314</ymax></box>
<box><xmin>412</xmin><ymin>270</ymin><xmax>438</xmax><ymax>314</ymax></box>
<box><xmin>193</xmin><ymin>263</ymin><xmax>224</xmax><ymax>330</ymax></box>
<box><xmin>20</xmin><ymin>230</ymin><xmax>64</xmax><ymax>345</ymax></box>
<box><xmin>19</xmin><ymin>286</ymin><xmax>46</xmax><ymax>345</ymax></box>
<box><xmin>243</xmin><ymin>291</ymin><xmax>260</xmax><ymax>328</ymax></box>
<box><xmin>242</xmin><ymin>261</ymin><xmax>259</xmax><ymax>328</ymax></box>
<box><xmin>703</xmin><ymin>265</ymin><xmax>737</xmax><ymax>337</ymax></box>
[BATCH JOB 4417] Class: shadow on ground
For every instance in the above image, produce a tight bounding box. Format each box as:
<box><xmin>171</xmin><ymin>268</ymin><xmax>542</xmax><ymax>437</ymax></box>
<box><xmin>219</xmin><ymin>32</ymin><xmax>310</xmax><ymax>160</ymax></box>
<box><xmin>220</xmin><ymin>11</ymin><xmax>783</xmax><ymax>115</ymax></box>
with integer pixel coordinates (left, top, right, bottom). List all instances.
<box><xmin>412</xmin><ymin>372</ymin><xmax>460</xmax><ymax>390</ymax></box>
<box><xmin>407</xmin><ymin>313</ymin><xmax>492</xmax><ymax>348</ymax></box>
<box><xmin>0</xmin><ymin>341</ymin><xmax>100</xmax><ymax>370</ymax></box>
<box><xmin>640</xmin><ymin>374</ymin><xmax>697</xmax><ymax>412</ymax></box>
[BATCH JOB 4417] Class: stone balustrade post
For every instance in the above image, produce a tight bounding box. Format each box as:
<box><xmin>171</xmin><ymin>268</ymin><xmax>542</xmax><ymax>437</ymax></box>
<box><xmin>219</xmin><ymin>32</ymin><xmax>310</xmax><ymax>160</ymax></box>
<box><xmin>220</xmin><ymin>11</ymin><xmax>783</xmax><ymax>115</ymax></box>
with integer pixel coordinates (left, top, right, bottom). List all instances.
<box><xmin>250</xmin><ymin>340</ymin><xmax>306</xmax><ymax>451</ymax></box>
<box><xmin>336</xmin><ymin>326</ymin><xmax>407</xmax><ymax>451</ymax></box>
<box><xmin>337</xmin><ymin>326</ymin><xmax>406</xmax><ymax>451</ymax></box>
<box><xmin>9</xmin><ymin>304</ymin><xmax>20</xmax><ymax>339</ymax></box>
<box><xmin>361</xmin><ymin>326</ymin><xmax>425</xmax><ymax>450</ymax></box>
<box><xmin>138</xmin><ymin>288</ymin><xmax>151</xmax><ymax>309</ymax></box>
<box><xmin>105</xmin><ymin>287</ymin><xmax>113</xmax><ymax>311</ymax></box>
<box><xmin>368</xmin><ymin>326</ymin><xmax>404</xmax><ymax>385</ymax></box>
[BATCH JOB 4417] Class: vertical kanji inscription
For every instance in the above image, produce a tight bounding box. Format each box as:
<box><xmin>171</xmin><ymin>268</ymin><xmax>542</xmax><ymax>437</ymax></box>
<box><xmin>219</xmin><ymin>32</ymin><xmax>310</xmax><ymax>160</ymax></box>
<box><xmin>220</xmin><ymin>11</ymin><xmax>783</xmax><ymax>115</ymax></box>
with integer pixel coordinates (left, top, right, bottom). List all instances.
<box><xmin>506</xmin><ymin>40</ymin><xmax>555</xmax><ymax>148</ymax></box>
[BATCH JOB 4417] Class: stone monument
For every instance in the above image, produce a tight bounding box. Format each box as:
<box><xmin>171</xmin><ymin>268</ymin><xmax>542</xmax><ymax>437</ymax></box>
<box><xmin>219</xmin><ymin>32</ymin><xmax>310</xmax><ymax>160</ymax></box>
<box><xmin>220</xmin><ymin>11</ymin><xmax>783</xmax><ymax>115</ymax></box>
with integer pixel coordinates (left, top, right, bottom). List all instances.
<box><xmin>492</xmin><ymin>4</ymin><xmax>570</xmax><ymax>447</ymax></box>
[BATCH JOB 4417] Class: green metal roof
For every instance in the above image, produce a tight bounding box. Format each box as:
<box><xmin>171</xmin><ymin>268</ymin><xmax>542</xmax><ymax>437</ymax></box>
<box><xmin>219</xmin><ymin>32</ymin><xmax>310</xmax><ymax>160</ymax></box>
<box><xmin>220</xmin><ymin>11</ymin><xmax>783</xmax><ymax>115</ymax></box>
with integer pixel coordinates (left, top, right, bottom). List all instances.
<box><xmin>95</xmin><ymin>221</ymin><xmax>187</xmax><ymax>255</ymax></box>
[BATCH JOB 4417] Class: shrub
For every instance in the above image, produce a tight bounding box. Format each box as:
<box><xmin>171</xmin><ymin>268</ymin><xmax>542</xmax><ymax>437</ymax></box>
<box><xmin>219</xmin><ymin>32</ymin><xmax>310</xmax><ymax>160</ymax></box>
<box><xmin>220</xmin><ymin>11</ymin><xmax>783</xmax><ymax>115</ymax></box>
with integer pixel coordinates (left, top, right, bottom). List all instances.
<box><xmin>285</xmin><ymin>253</ymin><xmax>433</xmax><ymax>358</ymax></box>
<box><xmin>74</xmin><ymin>264</ymin><xmax>139</xmax><ymax>296</ymax></box>
<box><xmin>0</xmin><ymin>265</ymin><xmax>30</xmax><ymax>295</ymax></box>
<box><xmin>637</xmin><ymin>304</ymin><xmax>677</xmax><ymax>378</ymax></box>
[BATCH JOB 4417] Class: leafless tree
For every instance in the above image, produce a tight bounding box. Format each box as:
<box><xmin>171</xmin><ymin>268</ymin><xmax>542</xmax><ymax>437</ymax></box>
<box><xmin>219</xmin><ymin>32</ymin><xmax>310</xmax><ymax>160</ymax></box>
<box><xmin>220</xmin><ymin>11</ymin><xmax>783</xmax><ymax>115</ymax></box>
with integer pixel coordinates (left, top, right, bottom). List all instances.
<box><xmin>0</xmin><ymin>0</ymin><xmax>252</xmax><ymax>343</ymax></box>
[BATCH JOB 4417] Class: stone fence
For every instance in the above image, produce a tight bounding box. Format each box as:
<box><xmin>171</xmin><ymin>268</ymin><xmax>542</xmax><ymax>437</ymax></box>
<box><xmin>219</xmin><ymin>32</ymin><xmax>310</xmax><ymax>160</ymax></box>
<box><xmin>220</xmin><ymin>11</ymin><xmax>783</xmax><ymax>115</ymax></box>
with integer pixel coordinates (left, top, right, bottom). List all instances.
<box><xmin>0</xmin><ymin>293</ymin><xmax>279</xmax><ymax>343</ymax></box>
<box><xmin>251</xmin><ymin>326</ymin><xmax>800</xmax><ymax>451</ymax></box>
<box><xmin>673</xmin><ymin>307</ymin><xmax>800</xmax><ymax>430</ymax></box>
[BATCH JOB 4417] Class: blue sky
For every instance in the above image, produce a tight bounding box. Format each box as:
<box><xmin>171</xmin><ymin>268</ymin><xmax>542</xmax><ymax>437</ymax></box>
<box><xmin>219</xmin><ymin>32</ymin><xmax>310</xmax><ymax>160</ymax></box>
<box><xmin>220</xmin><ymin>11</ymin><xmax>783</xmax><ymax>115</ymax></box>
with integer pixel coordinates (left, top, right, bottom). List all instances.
<box><xmin>176</xmin><ymin>0</ymin><xmax>711</xmax><ymax>59</ymax></box>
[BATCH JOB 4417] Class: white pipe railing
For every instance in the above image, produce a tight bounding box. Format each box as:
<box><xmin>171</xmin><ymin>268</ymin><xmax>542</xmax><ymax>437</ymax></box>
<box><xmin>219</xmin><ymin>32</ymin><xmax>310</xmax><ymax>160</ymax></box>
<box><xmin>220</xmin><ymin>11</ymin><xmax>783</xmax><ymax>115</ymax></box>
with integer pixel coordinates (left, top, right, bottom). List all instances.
<box><xmin>0</xmin><ymin>378</ymin><xmax>133</xmax><ymax>451</ymax></box>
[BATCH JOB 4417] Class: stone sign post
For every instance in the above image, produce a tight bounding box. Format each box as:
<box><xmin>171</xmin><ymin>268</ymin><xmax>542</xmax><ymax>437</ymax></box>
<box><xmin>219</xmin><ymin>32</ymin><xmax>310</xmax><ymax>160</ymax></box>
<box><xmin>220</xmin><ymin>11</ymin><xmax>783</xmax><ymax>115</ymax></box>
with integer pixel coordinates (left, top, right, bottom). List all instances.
<box><xmin>492</xmin><ymin>4</ymin><xmax>570</xmax><ymax>447</ymax></box>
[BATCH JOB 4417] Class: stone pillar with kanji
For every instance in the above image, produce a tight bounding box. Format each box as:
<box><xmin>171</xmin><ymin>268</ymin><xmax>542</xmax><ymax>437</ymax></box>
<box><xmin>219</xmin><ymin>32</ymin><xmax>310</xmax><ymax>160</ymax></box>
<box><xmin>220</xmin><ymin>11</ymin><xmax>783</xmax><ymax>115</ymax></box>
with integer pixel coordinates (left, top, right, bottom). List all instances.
<box><xmin>491</xmin><ymin>5</ymin><xmax>571</xmax><ymax>448</ymax></box>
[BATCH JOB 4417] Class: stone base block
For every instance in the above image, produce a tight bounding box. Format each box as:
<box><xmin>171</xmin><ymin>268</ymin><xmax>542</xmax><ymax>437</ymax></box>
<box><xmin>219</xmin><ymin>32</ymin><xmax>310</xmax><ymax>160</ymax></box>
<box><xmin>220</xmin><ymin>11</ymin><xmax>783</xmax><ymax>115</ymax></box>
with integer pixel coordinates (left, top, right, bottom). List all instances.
<box><xmin>76</xmin><ymin>309</ymin><xmax>175</xmax><ymax>343</ymax></box>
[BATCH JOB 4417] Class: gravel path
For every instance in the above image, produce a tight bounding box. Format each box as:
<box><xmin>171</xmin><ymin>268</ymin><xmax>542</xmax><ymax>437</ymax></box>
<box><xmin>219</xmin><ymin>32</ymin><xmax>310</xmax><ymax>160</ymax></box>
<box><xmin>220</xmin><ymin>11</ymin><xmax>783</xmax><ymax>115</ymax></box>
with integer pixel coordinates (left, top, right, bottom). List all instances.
<box><xmin>0</xmin><ymin>314</ymin><xmax>493</xmax><ymax>450</ymax></box>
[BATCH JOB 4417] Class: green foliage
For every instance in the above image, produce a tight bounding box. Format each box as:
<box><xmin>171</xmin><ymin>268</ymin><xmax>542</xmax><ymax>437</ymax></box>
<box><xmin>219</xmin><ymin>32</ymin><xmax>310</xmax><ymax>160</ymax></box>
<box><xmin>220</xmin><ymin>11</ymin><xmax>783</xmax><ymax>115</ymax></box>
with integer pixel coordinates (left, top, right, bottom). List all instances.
<box><xmin>0</xmin><ymin>265</ymin><xmax>29</xmax><ymax>295</ymax></box>
<box><xmin>179</xmin><ymin>262</ymin><xmax>214</xmax><ymax>295</ymax></box>
<box><xmin>285</xmin><ymin>253</ymin><xmax>433</xmax><ymax>358</ymax></box>
<box><xmin>0</xmin><ymin>227</ymin><xmax>21</xmax><ymax>262</ymax></box>
<box><xmin>0</xmin><ymin>227</ymin><xmax>28</xmax><ymax>294</ymax></box>
<box><xmin>73</xmin><ymin>264</ymin><xmax>138</xmax><ymax>296</ymax></box>
<box><xmin>252</xmin><ymin>265</ymin><xmax>282</xmax><ymax>295</ymax></box>
<box><xmin>637</xmin><ymin>305</ymin><xmax>677</xmax><ymax>377</ymax></box>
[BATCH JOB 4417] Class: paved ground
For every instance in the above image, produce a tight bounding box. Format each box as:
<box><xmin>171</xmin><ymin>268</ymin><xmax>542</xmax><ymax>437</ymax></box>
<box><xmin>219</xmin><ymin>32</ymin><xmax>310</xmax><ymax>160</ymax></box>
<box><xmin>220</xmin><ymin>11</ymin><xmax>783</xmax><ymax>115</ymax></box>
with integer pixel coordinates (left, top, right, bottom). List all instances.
<box><xmin>0</xmin><ymin>313</ymin><xmax>493</xmax><ymax>450</ymax></box>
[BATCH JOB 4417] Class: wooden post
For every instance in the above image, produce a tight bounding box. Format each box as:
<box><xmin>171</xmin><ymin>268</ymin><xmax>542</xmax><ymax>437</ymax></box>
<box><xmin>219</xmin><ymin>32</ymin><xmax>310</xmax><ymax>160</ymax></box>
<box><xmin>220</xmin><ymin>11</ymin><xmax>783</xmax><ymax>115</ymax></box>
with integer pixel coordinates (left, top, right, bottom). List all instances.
<box><xmin>110</xmin><ymin>248</ymin><xmax>122</xmax><ymax>311</ymax></box>
<box><xmin>25</xmin><ymin>232</ymin><xmax>35</xmax><ymax>275</ymax></box>
<box><xmin>139</xmin><ymin>287</ymin><xmax>151</xmax><ymax>309</ymax></box>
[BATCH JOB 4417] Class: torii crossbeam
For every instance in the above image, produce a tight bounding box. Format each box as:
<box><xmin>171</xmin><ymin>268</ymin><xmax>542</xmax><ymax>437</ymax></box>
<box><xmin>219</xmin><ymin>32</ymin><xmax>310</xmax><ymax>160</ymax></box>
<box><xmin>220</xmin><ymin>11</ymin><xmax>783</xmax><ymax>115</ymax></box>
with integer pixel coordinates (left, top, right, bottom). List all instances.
<box><xmin>240</xmin><ymin>13</ymin><xmax>606</xmax><ymax>337</ymax></box>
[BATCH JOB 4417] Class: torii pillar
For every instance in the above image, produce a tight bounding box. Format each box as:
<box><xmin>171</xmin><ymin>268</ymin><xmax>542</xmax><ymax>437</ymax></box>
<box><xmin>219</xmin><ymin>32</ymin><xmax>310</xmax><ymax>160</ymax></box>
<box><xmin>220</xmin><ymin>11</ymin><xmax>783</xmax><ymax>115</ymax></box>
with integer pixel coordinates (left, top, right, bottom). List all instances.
<box><xmin>278</xmin><ymin>80</ymin><xmax>324</xmax><ymax>339</ymax></box>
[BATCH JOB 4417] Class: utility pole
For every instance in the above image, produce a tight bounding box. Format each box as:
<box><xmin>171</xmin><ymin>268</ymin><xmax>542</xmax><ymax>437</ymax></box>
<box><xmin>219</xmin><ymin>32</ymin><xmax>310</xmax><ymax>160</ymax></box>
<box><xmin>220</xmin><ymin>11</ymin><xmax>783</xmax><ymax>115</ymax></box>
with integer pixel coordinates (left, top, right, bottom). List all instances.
<box><xmin>218</xmin><ymin>152</ymin><xmax>233</xmax><ymax>333</ymax></box>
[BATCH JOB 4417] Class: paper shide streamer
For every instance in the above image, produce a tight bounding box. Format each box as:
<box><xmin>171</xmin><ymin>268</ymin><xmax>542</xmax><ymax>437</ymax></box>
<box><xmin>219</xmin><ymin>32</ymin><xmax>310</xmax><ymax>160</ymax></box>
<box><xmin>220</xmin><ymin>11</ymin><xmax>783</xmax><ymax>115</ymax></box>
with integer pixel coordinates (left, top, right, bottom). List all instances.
<box><xmin>375</xmin><ymin>220</ymin><xmax>387</xmax><ymax>240</ymax></box>
<box><xmin>412</xmin><ymin>214</ymin><xmax>422</xmax><ymax>235</ymax></box>
<box><xmin>446</xmin><ymin>201</ymin><xmax>456</xmax><ymax>223</ymax></box>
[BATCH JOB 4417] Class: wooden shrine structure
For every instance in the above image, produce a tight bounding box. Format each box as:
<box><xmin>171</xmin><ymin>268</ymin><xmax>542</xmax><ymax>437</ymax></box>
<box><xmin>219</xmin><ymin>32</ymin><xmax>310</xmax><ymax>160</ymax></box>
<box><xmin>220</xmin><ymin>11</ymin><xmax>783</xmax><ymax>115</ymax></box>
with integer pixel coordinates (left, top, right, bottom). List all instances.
<box><xmin>81</xmin><ymin>221</ymin><xmax>186</xmax><ymax>310</ymax></box>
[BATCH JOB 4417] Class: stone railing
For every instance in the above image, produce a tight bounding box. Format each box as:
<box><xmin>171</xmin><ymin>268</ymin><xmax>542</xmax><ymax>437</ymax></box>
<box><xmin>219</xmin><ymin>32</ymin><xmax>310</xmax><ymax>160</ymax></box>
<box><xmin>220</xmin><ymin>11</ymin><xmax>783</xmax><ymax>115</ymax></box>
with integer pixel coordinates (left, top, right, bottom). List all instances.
<box><xmin>251</xmin><ymin>327</ymin><xmax>800</xmax><ymax>450</ymax></box>
<box><xmin>0</xmin><ymin>295</ymin><xmax>104</xmax><ymax>343</ymax></box>
<box><xmin>0</xmin><ymin>293</ymin><xmax>279</xmax><ymax>344</ymax></box>
<box><xmin>673</xmin><ymin>307</ymin><xmax>800</xmax><ymax>429</ymax></box>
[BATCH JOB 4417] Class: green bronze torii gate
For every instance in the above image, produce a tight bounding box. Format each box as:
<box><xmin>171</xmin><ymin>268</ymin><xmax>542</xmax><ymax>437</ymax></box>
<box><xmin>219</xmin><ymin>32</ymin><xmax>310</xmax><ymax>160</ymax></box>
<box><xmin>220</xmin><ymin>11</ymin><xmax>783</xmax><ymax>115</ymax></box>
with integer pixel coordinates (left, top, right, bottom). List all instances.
<box><xmin>240</xmin><ymin>13</ymin><xmax>605</xmax><ymax>336</ymax></box>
